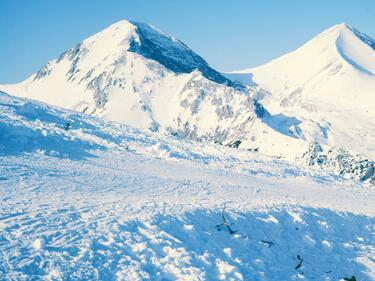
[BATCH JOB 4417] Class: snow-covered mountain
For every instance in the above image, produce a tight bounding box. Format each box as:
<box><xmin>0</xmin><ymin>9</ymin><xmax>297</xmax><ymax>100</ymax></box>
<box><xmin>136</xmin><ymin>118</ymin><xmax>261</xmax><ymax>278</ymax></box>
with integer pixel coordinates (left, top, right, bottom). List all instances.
<box><xmin>0</xmin><ymin>20</ymin><xmax>310</xmax><ymax>161</ymax></box>
<box><xmin>226</xmin><ymin>23</ymin><xmax>375</xmax><ymax>160</ymax></box>
<box><xmin>1</xmin><ymin>21</ymin><xmax>374</xmax><ymax>182</ymax></box>
<box><xmin>0</xmin><ymin>20</ymin><xmax>257</xmax><ymax>146</ymax></box>
<box><xmin>1</xmin><ymin>90</ymin><xmax>375</xmax><ymax>280</ymax></box>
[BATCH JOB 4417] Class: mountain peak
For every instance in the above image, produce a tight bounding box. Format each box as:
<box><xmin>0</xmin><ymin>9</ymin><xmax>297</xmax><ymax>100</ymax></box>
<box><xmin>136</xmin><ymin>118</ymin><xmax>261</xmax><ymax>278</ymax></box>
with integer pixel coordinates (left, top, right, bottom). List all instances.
<box><xmin>314</xmin><ymin>23</ymin><xmax>355</xmax><ymax>43</ymax></box>
<box><xmin>39</xmin><ymin>19</ymin><xmax>231</xmax><ymax>86</ymax></box>
<box><xmin>126</xmin><ymin>20</ymin><xmax>230</xmax><ymax>84</ymax></box>
<box><xmin>285</xmin><ymin>22</ymin><xmax>375</xmax><ymax>76</ymax></box>
<box><xmin>238</xmin><ymin>22</ymin><xmax>375</xmax><ymax>116</ymax></box>
<box><xmin>317</xmin><ymin>23</ymin><xmax>375</xmax><ymax>50</ymax></box>
<box><xmin>327</xmin><ymin>23</ymin><xmax>351</xmax><ymax>32</ymax></box>
<box><xmin>1</xmin><ymin>19</ymin><xmax>248</xmax><ymax>137</ymax></box>
<box><xmin>107</xmin><ymin>19</ymin><xmax>136</xmax><ymax>30</ymax></box>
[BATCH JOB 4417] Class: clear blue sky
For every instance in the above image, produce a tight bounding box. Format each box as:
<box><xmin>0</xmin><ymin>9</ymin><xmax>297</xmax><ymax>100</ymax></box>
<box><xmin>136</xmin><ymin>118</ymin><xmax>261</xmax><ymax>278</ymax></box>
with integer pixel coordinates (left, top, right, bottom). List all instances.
<box><xmin>1</xmin><ymin>0</ymin><xmax>375</xmax><ymax>83</ymax></box>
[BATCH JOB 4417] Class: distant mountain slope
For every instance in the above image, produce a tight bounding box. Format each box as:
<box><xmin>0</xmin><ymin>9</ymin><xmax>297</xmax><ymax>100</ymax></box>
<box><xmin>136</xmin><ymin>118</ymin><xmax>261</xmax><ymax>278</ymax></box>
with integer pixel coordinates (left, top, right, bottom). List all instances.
<box><xmin>226</xmin><ymin>24</ymin><xmax>375</xmax><ymax>159</ymax></box>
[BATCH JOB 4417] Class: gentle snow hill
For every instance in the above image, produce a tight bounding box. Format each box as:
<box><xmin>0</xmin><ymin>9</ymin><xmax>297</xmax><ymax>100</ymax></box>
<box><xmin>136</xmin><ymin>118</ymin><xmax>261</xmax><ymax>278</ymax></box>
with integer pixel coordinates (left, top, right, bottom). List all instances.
<box><xmin>1</xmin><ymin>90</ymin><xmax>375</xmax><ymax>280</ymax></box>
<box><xmin>225</xmin><ymin>23</ymin><xmax>375</xmax><ymax>161</ymax></box>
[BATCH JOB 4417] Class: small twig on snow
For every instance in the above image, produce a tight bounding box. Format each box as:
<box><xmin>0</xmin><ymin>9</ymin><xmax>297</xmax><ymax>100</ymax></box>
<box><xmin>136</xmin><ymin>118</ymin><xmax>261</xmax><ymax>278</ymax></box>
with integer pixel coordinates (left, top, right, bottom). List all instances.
<box><xmin>216</xmin><ymin>203</ymin><xmax>237</xmax><ymax>234</ymax></box>
<box><xmin>295</xmin><ymin>255</ymin><xmax>303</xmax><ymax>270</ymax></box>
<box><xmin>343</xmin><ymin>276</ymin><xmax>357</xmax><ymax>281</ymax></box>
<box><xmin>261</xmin><ymin>240</ymin><xmax>274</xmax><ymax>247</ymax></box>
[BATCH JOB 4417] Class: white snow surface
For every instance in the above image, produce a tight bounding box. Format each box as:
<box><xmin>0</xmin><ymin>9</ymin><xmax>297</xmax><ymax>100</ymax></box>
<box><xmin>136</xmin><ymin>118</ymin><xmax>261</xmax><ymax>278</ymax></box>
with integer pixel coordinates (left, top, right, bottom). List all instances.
<box><xmin>1</xmin><ymin>91</ymin><xmax>375</xmax><ymax>280</ymax></box>
<box><xmin>226</xmin><ymin>23</ymin><xmax>375</xmax><ymax>160</ymax></box>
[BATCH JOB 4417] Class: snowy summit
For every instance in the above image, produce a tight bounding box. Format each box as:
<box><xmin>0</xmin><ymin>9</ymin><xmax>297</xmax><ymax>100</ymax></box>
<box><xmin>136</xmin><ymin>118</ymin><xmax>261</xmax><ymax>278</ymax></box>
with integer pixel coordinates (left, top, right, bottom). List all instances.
<box><xmin>225</xmin><ymin>23</ymin><xmax>375</xmax><ymax>168</ymax></box>
<box><xmin>0</xmin><ymin>20</ymin><xmax>245</xmax><ymax>132</ymax></box>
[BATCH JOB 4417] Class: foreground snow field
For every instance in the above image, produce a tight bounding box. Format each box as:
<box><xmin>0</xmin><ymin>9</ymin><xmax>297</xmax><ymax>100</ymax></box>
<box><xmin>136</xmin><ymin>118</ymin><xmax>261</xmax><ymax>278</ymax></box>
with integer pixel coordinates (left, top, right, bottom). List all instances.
<box><xmin>1</xmin><ymin>91</ymin><xmax>375</xmax><ymax>280</ymax></box>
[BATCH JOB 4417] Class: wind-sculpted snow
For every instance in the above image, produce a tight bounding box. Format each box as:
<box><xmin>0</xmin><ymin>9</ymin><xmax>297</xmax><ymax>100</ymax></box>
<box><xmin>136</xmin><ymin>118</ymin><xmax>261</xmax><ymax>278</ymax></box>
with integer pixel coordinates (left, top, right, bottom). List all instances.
<box><xmin>347</xmin><ymin>24</ymin><xmax>375</xmax><ymax>50</ymax></box>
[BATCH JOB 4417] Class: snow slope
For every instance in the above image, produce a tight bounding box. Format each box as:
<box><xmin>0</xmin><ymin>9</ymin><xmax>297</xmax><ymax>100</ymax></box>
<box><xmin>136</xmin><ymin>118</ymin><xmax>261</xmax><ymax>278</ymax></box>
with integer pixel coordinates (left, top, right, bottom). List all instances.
<box><xmin>1</xmin><ymin>91</ymin><xmax>375</xmax><ymax>280</ymax></box>
<box><xmin>226</xmin><ymin>23</ymin><xmax>375</xmax><ymax>160</ymax></box>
